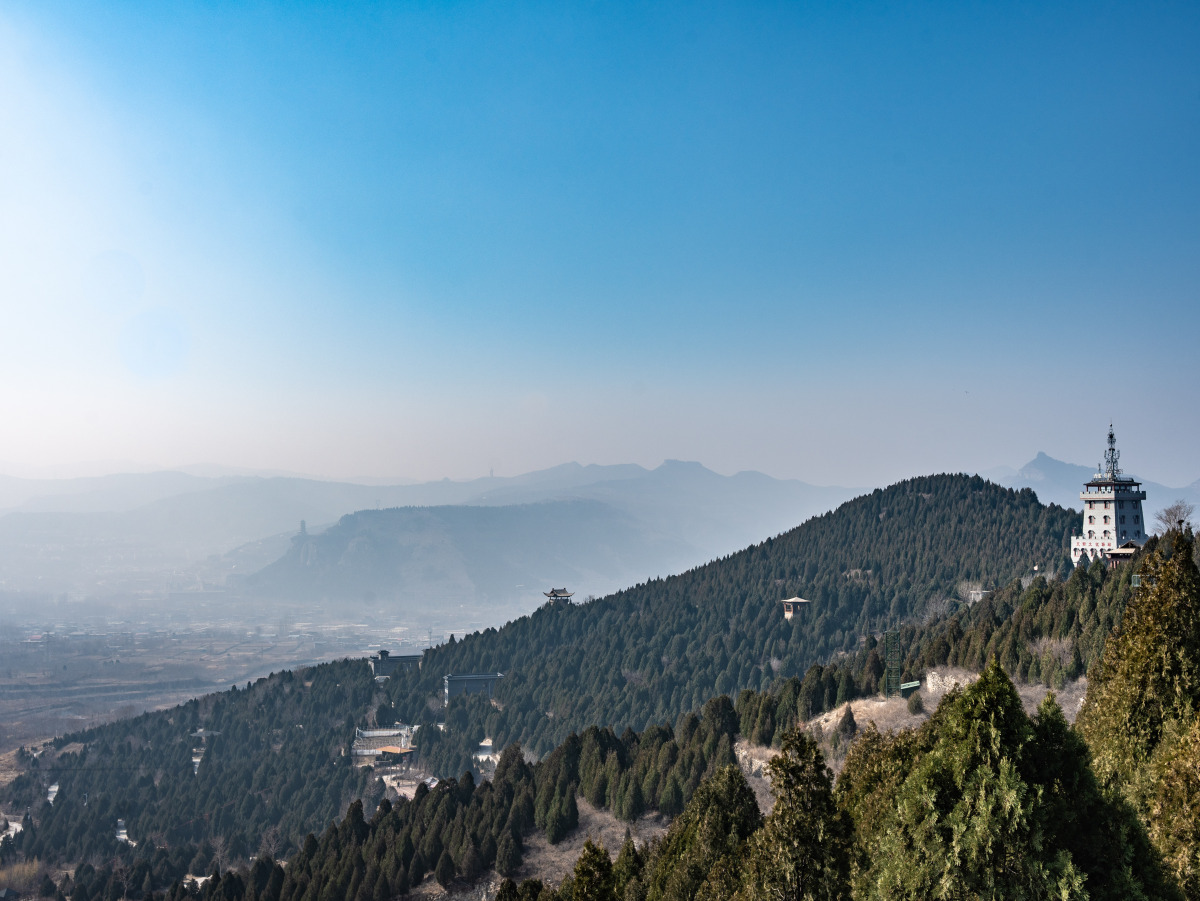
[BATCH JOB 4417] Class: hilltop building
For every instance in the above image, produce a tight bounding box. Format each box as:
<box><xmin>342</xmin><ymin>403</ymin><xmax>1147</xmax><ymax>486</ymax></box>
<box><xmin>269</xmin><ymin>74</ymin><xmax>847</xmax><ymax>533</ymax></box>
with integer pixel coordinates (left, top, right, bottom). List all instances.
<box><xmin>369</xmin><ymin>649</ymin><xmax>422</xmax><ymax>680</ymax></box>
<box><xmin>351</xmin><ymin>725</ymin><xmax>417</xmax><ymax>759</ymax></box>
<box><xmin>444</xmin><ymin>672</ymin><xmax>503</xmax><ymax>705</ymax></box>
<box><xmin>1071</xmin><ymin>427</ymin><xmax>1147</xmax><ymax>566</ymax></box>
<box><xmin>543</xmin><ymin>588</ymin><xmax>573</xmax><ymax>607</ymax></box>
<box><xmin>780</xmin><ymin>597</ymin><xmax>811</xmax><ymax>621</ymax></box>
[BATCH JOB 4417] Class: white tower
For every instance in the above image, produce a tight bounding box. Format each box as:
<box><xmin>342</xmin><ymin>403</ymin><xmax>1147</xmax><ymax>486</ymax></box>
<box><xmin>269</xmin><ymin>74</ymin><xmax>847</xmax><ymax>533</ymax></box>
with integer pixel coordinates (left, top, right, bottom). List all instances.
<box><xmin>1070</xmin><ymin>426</ymin><xmax>1147</xmax><ymax>565</ymax></box>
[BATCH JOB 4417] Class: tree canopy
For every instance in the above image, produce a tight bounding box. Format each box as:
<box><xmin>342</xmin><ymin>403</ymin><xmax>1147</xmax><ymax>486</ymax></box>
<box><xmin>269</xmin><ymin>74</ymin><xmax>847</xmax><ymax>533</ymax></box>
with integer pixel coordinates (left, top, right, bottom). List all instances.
<box><xmin>839</xmin><ymin>661</ymin><xmax>1172</xmax><ymax>900</ymax></box>
<box><xmin>1077</xmin><ymin>530</ymin><xmax>1200</xmax><ymax>896</ymax></box>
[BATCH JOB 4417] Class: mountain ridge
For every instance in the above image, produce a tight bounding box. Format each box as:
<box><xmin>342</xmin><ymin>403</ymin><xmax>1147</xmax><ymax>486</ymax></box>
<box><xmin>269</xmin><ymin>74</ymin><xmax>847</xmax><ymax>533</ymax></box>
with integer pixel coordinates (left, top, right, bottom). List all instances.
<box><xmin>997</xmin><ymin>451</ymin><xmax>1200</xmax><ymax>514</ymax></box>
<box><xmin>0</xmin><ymin>462</ymin><xmax>856</xmax><ymax>613</ymax></box>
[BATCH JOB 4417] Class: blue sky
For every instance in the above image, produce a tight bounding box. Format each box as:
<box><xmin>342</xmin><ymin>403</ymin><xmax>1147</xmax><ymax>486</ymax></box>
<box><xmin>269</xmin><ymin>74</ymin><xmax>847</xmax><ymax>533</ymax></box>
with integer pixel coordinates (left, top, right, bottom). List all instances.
<box><xmin>1</xmin><ymin>1</ymin><xmax>1198</xmax><ymax>485</ymax></box>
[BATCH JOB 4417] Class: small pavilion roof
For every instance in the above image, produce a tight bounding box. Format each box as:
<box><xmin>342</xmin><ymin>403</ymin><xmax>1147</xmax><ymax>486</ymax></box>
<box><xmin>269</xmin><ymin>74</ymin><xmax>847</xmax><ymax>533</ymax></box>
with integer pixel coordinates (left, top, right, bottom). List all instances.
<box><xmin>1107</xmin><ymin>543</ymin><xmax>1139</xmax><ymax>557</ymax></box>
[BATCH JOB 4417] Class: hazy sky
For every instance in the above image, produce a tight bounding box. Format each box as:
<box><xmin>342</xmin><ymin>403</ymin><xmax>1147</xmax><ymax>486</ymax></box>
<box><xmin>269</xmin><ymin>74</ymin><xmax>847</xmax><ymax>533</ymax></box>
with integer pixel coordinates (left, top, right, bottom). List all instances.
<box><xmin>2</xmin><ymin>2</ymin><xmax>1198</xmax><ymax>486</ymax></box>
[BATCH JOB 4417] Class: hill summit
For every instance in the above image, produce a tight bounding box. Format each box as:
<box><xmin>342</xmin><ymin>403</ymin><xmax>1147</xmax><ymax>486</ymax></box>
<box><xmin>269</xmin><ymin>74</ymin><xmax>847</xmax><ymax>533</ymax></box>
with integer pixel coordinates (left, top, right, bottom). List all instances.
<box><xmin>385</xmin><ymin>473</ymin><xmax>1077</xmax><ymax>759</ymax></box>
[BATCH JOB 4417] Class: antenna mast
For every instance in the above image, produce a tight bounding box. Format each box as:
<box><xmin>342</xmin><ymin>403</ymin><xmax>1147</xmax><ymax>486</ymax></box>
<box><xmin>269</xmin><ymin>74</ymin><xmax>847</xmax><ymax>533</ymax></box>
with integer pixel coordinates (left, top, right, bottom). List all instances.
<box><xmin>1101</xmin><ymin>424</ymin><xmax>1122</xmax><ymax>479</ymax></box>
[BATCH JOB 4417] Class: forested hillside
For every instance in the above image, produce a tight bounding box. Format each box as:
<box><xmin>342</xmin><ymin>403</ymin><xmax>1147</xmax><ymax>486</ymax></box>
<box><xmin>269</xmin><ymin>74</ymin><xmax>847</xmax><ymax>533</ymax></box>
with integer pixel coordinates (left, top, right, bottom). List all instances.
<box><xmin>144</xmin><ymin>662</ymin><xmax>1176</xmax><ymax>901</ymax></box>
<box><xmin>0</xmin><ymin>473</ymin><xmax>1082</xmax><ymax>891</ymax></box>
<box><xmin>383</xmin><ymin>475</ymin><xmax>1074</xmax><ymax>763</ymax></box>
<box><xmin>731</xmin><ymin>550</ymin><xmax>1139</xmax><ymax>751</ymax></box>
<box><xmin>8</xmin><ymin>529</ymin><xmax>1195</xmax><ymax>897</ymax></box>
<box><xmin>8</xmin><ymin>695</ymin><xmax>745</xmax><ymax>901</ymax></box>
<box><xmin>2</xmin><ymin>661</ymin><xmax>377</xmax><ymax>867</ymax></box>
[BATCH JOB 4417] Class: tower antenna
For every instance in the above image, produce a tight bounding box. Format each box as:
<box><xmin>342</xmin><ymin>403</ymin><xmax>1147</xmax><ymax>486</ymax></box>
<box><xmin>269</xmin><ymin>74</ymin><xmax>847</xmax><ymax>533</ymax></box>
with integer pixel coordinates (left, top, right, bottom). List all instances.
<box><xmin>1102</xmin><ymin>423</ymin><xmax>1121</xmax><ymax>480</ymax></box>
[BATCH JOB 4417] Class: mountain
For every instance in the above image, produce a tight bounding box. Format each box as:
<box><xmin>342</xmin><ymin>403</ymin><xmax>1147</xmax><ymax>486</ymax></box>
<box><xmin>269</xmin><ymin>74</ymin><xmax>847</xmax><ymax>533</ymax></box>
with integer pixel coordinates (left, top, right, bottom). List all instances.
<box><xmin>377</xmin><ymin>474</ymin><xmax>1076</xmax><ymax>761</ymax></box>
<box><xmin>0</xmin><ymin>470</ymin><xmax>246</xmax><ymax>514</ymax></box>
<box><xmin>0</xmin><ymin>472</ymin><xmax>1097</xmax><ymax>898</ymax></box>
<box><xmin>997</xmin><ymin>451</ymin><xmax>1200</xmax><ymax>517</ymax></box>
<box><xmin>242</xmin><ymin>500</ymin><xmax>697</xmax><ymax>621</ymax></box>
<box><xmin>0</xmin><ymin>462</ymin><xmax>855</xmax><ymax>614</ymax></box>
<box><xmin>468</xmin><ymin>460</ymin><xmax>855</xmax><ymax>565</ymax></box>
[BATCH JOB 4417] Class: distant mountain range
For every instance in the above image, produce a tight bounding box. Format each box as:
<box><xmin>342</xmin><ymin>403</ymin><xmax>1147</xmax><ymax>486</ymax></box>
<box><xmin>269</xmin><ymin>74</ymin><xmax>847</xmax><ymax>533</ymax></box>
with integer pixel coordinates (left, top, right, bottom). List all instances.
<box><xmin>1</xmin><ymin>453</ymin><xmax>1194</xmax><ymax>623</ymax></box>
<box><xmin>992</xmin><ymin>452</ymin><xmax>1200</xmax><ymax>517</ymax></box>
<box><xmin>0</xmin><ymin>462</ymin><xmax>858</xmax><ymax>614</ymax></box>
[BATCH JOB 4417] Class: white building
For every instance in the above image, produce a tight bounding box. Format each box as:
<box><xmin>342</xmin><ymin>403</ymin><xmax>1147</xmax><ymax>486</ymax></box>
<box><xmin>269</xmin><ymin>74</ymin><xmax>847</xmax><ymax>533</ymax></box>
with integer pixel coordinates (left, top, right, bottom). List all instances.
<box><xmin>1070</xmin><ymin>427</ymin><xmax>1147</xmax><ymax>565</ymax></box>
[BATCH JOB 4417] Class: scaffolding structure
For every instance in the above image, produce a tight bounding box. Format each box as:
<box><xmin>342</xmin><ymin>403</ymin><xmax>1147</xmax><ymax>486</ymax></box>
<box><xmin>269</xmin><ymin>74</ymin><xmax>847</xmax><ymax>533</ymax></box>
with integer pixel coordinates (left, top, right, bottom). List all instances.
<box><xmin>883</xmin><ymin>630</ymin><xmax>901</xmax><ymax>699</ymax></box>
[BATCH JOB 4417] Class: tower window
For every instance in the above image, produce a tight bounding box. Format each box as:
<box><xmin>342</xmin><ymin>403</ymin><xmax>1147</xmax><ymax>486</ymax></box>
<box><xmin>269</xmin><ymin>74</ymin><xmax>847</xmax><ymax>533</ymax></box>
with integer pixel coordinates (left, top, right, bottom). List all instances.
<box><xmin>1134</xmin><ymin>515</ymin><xmax>1140</xmax><ymax>523</ymax></box>
<box><xmin>1088</xmin><ymin>515</ymin><xmax>1095</xmax><ymax>524</ymax></box>
<box><xmin>1120</xmin><ymin>515</ymin><xmax>1126</xmax><ymax>523</ymax></box>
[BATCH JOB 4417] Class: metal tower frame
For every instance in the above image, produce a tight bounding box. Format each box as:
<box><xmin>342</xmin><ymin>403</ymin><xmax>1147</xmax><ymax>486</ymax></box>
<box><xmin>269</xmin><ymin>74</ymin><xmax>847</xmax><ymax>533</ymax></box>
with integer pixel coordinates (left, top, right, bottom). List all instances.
<box><xmin>883</xmin><ymin>629</ymin><xmax>901</xmax><ymax>699</ymax></box>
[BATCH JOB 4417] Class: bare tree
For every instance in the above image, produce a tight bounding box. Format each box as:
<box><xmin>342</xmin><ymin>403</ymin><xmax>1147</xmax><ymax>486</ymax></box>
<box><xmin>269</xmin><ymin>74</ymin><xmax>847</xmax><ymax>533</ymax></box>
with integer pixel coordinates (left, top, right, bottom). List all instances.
<box><xmin>257</xmin><ymin>824</ymin><xmax>282</xmax><ymax>860</ymax></box>
<box><xmin>1154</xmin><ymin>499</ymin><xmax>1196</xmax><ymax>535</ymax></box>
<box><xmin>209</xmin><ymin>834</ymin><xmax>229</xmax><ymax>873</ymax></box>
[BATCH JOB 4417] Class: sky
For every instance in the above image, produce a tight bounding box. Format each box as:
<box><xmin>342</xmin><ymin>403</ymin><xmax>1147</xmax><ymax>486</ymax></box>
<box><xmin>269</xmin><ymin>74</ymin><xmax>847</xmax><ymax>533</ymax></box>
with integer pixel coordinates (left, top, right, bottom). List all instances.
<box><xmin>1</xmin><ymin>1</ymin><xmax>1198</xmax><ymax>487</ymax></box>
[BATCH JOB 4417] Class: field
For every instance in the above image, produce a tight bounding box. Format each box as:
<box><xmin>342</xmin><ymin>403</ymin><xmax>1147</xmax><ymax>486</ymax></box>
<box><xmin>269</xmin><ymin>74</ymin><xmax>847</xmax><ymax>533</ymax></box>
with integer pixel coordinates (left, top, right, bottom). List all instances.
<box><xmin>0</xmin><ymin>621</ymin><xmax>424</xmax><ymax>753</ymax></box>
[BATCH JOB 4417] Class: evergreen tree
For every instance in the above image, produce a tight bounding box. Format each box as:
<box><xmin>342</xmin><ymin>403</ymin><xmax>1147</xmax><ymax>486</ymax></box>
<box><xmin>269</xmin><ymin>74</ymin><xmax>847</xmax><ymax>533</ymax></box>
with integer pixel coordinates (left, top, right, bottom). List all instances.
<box><xmin>572</xmin><ymin>840</ymin><xmax>616</xmax><ymax>901</ymax></box>
<box><xmin>836</xmin><ymin>705</ymin><xmax>857</xmax><ymax>743</ymax></box>
<box><xmin>612</xmin><ymin>834</ymin><xmax>643</xmax><ymax>898</ymax></box>
<box><xmin>842</xmin><ymin>660</ymin><xmax>1170</xmax><ymax>901</ymax></box>
<box><xmin>1078</xmin><ymin>531</ymin><xmax>1200</xmax><ymax>789</ymax></box>
<box><xmin>869</xmin><ymin>663</ymin><xmax>1085</xmax><ymax>899</ymax></box>
<box><xmin>1147</xmin><ymin>718</ymin><xmax>1200</xmax><ymax>899</ymax></box>
<box><xmin>735</xmin><ymin>727</ymin><xmax>849</xmax><ymax>901</ymax></box>
<box><xmin>434</xmin><ymin>850</ymin><xmax>455</xmax><ymax>889</ymax></box>
<box><xmin>496</xmin><ymin>831</ymin><xmax>521</xmax><ymax>877</ymax></box>
<box><xmin>642</xmin><ymin>765</ymin><xmax>761</xmax><ymax>901</ymax></box>
<box><xmin>1077</xmin><ymin>530</ymin><xmax>1200</xmax><ymax>897</ymax></box>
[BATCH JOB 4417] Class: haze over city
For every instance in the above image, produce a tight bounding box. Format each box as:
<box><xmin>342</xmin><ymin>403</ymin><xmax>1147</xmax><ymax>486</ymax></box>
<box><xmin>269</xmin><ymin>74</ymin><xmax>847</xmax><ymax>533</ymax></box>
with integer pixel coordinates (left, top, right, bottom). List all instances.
<box><xmin>5</xmin><ymin>8</ymin><xmax>1200</xmax><ymax>900</ymax></box>
<box><xmin>2</xmin><ymin>1</ymin><xmax>1198</xmax><ymax>487</ymax></box>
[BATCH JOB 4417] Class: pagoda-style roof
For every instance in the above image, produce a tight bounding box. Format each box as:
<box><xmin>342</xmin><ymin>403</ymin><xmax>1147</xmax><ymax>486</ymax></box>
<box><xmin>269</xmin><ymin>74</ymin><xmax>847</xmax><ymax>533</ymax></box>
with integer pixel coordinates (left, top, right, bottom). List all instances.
<box><xmin>544</xmin><ymin>588</ymin><xmax>573</xmax><ymax>598</ymax></box>
<box><xmin>1107</xmin><ymin>541</ymin><xmax>1140</xmax><ymax>557</ymax></box>
<box><xmin>1085</xmin><ymin>476</ymin><xmax>1142</xmax><ymax>488</ymax></box>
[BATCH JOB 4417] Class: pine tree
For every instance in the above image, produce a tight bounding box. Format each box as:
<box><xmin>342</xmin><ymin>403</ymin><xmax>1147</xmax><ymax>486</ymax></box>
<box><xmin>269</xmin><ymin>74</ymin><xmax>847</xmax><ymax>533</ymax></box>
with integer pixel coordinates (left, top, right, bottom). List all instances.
<box><xmin>1078</xmin><ymin>531</ymin><xmax>1200</xmax><ymax>789</ymax></box>
<box><xmin>496</xmin><ymin>832</ymin><xmax>521</xmax><ymax>877</ymax></box>
<box><xmin>572</xmin><ymin>840</ymin><xmax>616</xmax><ymax>901</ymax></box>
<box><xmin>643</xmin><ymin>765</ymin><xmax>761</xmax><ymax>901</ymax></box>
<box><xmin>656</xmin><ymin>774</ymin><xmax>683</xmax><ymax>818</ymax></box>
<box><xmin>1148</xmin><ymin>718</ymin><xmax>1200</xmax><ymax>899</ymax></box>
<box><xmin>434</xmin><ymin>850</ymin><xmax>454</xmax><ymax>889</ymax></box>
<box><xmin>1076</xmin><ymin>532</ymin><xmax>1200</xmax><ymax>897</ymax></box>
<box><xmin>876</xmin><ymin>663</ymin><xmax>1085</xmax><ymax>898</ymax></box>
<box><xmin>836</xmin><ymin>704</ymin><xmax>856</xmax><ymax>742</ymax></box>
<box><xmin>843</xmin><ymin>660</ymin><xmax>1170</xmax><ymax>901</ymax></box>
<box><xmin>612</xmin><ymin>834</ymin><xmax>642</xmax><ymax>896</ymax></box>
<box><xmin>736</xmin><ymin>727</ymin><xmax>849</xmax><ymax>901</ymax></box>
<box><xmin>517</xmin><ymin>878</ymin><xmax>545</xmax><ymax>901</ymax></box>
